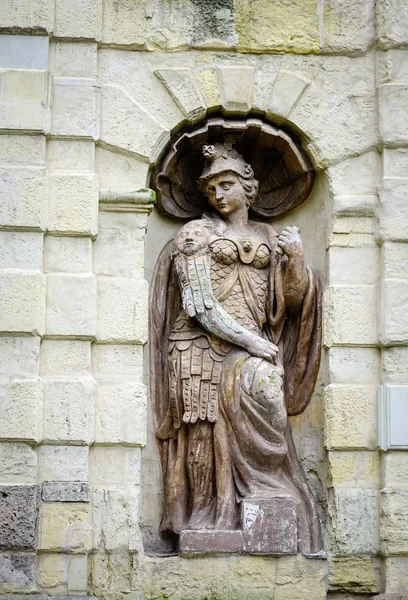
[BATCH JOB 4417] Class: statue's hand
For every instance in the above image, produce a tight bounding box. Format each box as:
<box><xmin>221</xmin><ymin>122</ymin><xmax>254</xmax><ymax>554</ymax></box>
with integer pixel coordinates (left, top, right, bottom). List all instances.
<box><xmin>277</xmin><ymin>226</ymin><xmax>304</xmax><ymax>258</ymax></box>
<box><xmin>245</xmin><ymin>336</ymin><xmax>278</xmax><ymax>364</ymax></box>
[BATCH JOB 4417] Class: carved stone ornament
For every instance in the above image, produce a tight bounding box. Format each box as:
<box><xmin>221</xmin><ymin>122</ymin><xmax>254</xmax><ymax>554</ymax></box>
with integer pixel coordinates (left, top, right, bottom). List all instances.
<box><xmin>150</xmin><ymin>117</ymin><xmax>314</xmax><ymax>220</ymax></box>
<box><xmin>149</xmin><ymin>123</ymin><xmax>323</xmax><ymax>556</ymax></box>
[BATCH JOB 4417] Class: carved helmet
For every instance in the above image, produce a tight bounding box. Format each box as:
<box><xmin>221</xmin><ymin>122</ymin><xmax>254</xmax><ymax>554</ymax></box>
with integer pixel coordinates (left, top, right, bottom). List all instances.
<box><xmin>198</xmin><ymin>142</ymin><xmax>255</xmax><ymax>185</ymax></box>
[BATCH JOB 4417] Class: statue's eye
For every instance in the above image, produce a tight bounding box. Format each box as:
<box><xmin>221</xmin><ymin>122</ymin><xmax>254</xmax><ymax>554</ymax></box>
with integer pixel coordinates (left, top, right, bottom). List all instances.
<box><xmin>222</xmin><ymin>183</ymin><xmax>232</xmax><ymax>190</ymax></box>
<box><xmin>194</xmin><ymin>230</ymin><xmax>203</xmax><ymax>236</ymax></box>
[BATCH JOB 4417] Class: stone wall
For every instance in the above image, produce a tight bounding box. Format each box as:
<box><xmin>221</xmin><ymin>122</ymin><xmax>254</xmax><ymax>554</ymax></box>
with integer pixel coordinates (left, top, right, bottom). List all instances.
<box><xmin>0</xmin><ymin>1</ymin><xmax>408</xmax><ymax>599</ymax></box>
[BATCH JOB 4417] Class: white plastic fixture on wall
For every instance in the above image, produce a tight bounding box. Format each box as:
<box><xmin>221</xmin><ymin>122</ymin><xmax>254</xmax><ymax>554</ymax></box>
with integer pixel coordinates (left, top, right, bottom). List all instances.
<box><xmin>379</xmin><ymin>385</ymin><xmax>408</xmax><ymax>450</ymax></box>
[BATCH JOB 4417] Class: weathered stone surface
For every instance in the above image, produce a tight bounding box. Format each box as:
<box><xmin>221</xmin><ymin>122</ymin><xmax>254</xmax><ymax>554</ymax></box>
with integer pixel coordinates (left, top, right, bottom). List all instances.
<box><xmin>384</xmin><ymin>452</ymin><xmax>408</xmax><ymax>488</ymax></box>
<box><xmin>0</xmin><ymin>35</ymin><xmax>48</xmax><ymax>69</ymax></box>
<box><xmin>0</xmin><ymin>379</ymin><xmax>42</xmax><ymax>443</ymax></box>
<box><xmin>47</xmin><ymin>139</ymin><xmax>95</xmax><ymax>172</ymax></box>
<box><xmin>89</xmin><ymin>446</ymin><xmax>141</xmax><ymax>487</ymax></box>
<box><xmin>372</xmin><ymin>595</ymin><xmax>408</xmax><ymax>600</ymax></box>
<box><xmin>37</xmin><ymin>553</ymin><xmax>66</xmax><ymax>592</ymax></box>
<box><xmin>379</xmin><ymin>181</ymin><xmax>408</xmax><ymax>242</ymax></box>
<box><xmin>236</xmin><ymin>0</ymin><xmax>320</xmax><ymax>54</ymax></box>
<box><xmin>48</xmin><ymin>174</ymin><xmax>98</xmax><ymax>235</ymax></box>
<box><xmin>43</xmin><ymin>378</ymin><xmax>95</xmax><ymax>444</ymax></box>
<box><xmin>180</xmin><ymin>529</ymin><xmax>244</xmax><ymax>554</ymax></box>
<box><xmin>328</xmin><ymin>246</ymin><xmax>379</xmax><ymax>285</ymax></box>
<box><xmin>42</xmin><ymin>482</ymin><xmax>90</xmax><ymax>503</ymax></box>
<box><xmin>92</xmin><ymin>488</ymin><xmax>140</xmax><ymax>552</ymax></box>
<box><xmin>0</xmin><ymin>70</ymin><xmax>51</xmax><ymax>132</ymax></box>
<box><xmin>382</xmin><ymin>347</ymin><xmax>408</xmax><ymax>384</ymax></box>
<box><xmin>328</xmin><ymin>487</ymin><xmax>378</xmax><ymax>555</ymax></box>
<box><xmin>51</xmin><ymin>78</ymin><xmax>99</xmax><ymax>139</ymax></box>
<box><xmin>0</xmin><ymin>134</ymin><xmax>45</xmax><ymax>167</ymax></box>
<box><xmin>96</xmin><ymin>277</ymin><xmax>148</xmax><ymax>343</ymax></box>
<box><xmin>44</xmin><ymin>236</ymin><xmax>92</xmax><ymax>274</ymax></box>
<box><xmin>382</xmin><ymin>243</ymin><xmax>408</xmax><ymax>280</ymax></box>
<box><xmin>328</xmin><ymin>347</ymin><xmax>380</xmax><ymax>385</ymax></box>
<box><xmin>383</xmin><ymin>147</ymin><xmax>408</xmax><ymax>178</ymax></box>
<box><xmin>385</xmin><ymin>556</ymin><xmax>408</xmax><ymax>593</ymax></box>
<box><xmin>46</xmin><ymin>274</ymin><xmax>97</xmax><ymax>338</ymax></box>
<box><xmin>90</xmin><ymin>553</ymin><xmax>139</xmax><ymax>595</ymax></box>
<box><xmin>324</xmin><ymin>385</ymin><xmax>377</xmax><ymax>450</ymax></box>
<box><xmin>217</xmin><ymin>65</ymin><xmax>254</xmax><ymax>113</ymax></box>
<box><xmin>380</xmin><ymin>488</ymin><xmax>408</xmax><ymax>555</ymax></box>
<box><xmin>0</xmin><ymin>272</ymin><xmax>45</xmax><ymax>335</ymax></box>
<box><xmin>95</xmin><ymin>380</ymin><xmax>146</xmax><ymax>445</ymax></box>
<box><xmin>38</xmin><ymin>445</ymin><xmax>88</xmax><ymax>483</ymax></box>
<box><xmin>379</xmin><ymin>85</ymin><xmax>408</xmax><ymax>146</ymax></box>
<box><xmin>0</xmin><ymin>553</ymin><xmax>35</xmax><ymax>592</ymax></box>
<box><xmin>155</xmin><ymin>68</ymin><xmax>206</xmax><ymax>122</ymax></box>
<box><xmin>329</xmin><ymin>557</ymin><xmax>381</xmax><ymax>593</ymax></box>
<box><xmin>96</xmin><ymin>146</ymin><xmax>149</xmax><ymax>190</ymax></box>
<box><xmin>40</xmin><ymin>502</ymin><xmax>91</xmax><ymax>553</ymax></box>
<box><xmin>377</xmin><ymin>0</ymin><xmax>408</xmax><ymax>48</ymax></box>
<box><xmin>328</xmin><ymin>151</ymin><xmax>380</xmax><ymax>197</ymax></box>
<box><xmin>0</xmin><ymin>168</ymin><xmax>47</xmax><ymax>229</ymax></box>
<box><xmin>0</xmin><ymin>336</ymin><xmax>40</xmax><ymax>379</ymax></box>
<box><xmin>195</xmin><ymin>67</ymin><xmax>221</xmax><ymax>108</ymax></box>
<box><xmin>380</xmin><ymin>279</ymin><xmax>408</xmax><ymax>345</ymax></box>
<box><xmin>68</xmin><ymin>555</ymin><xmax>88</xmax><ymax>593</ymax></box>
<box><xmin>323</xmin><ymin>285</ymin><xmax>378</xmax><ymax>346</ymax></box>
<box><xmin>41</xmin><ymin>340</ymin><xmax>91</xmax><ymax>376</ymax></box>
<box><xmin>0</xmin><ymin>0</ymin><xmax>53</xmax><ymax>31</ymax></box>
<box><xmin>322</xmin><ymin>0</ymin><xmax>375</xmax><ymax>54</ymax></box>
<box><xmin>92</xmin><ymin>344</ymin><xmax>143</xmax><ymax>379</ymax></box>
<box><xmin>328</xmin><ymin>451</ymin><xmax>380</xmax><ymax>488</ymax></box>
<box><xmin>0</xmin><ymin>442</ymin><xmax>37</xmax><ymax>484</ymax></box>
<box><xmin>242</xmin><ymin>497</ymin><xmax>298</xmax><ymax>554</ymax></box>
<box><xmin>0</xmin><ymin>485</ymin><xmax>40</xmax><ymax>550</ymax></box>
<box><xmin>0</xmin><ymin>231</ymin><xmax>43</xmax><ymax>271</ymax></box>
<box><xmin>54</xmin><ymin>0</ymin><xmax>102</xmax><ymax>39</ymax></box>
<box><xmin>267</xmin><ymin>69</ymin><xmax>310</xmax><ymax>119</ymax></box>
<box><xmin>50</xmin><ymin>42</ymin><xmax>98</xmax><ymax>78</ymax></box>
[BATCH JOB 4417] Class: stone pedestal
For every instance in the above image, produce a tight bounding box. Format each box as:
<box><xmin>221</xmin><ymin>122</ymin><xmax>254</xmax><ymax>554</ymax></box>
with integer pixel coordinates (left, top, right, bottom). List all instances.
<box><xmin>180</xmin><ymin>496</ymin><xmax>298</xmax><ymax>555</ymax></box>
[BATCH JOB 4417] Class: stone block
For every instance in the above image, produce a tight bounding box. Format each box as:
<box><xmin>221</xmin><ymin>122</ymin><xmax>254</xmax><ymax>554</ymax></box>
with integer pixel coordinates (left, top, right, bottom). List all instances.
<box><xmin>38</xmin><ymin>445</ymin><xmax>88</xmax><ymax>483</ymax></box>
<box><xmin>54</xmin><ymin>0</ymin><xmax>101</xmax><ymax>39</ymax></box>
<box><xmin>380</xmin><ymin>488</ymin><xmax>408</xmax><ymax>555</ymax></box>
<box><xmin>379</xmin><ymin>178</ymin><xmax>408</xmax><ymax>242</ymax></box>
<box><xmin>242</xmin><ymin>497</ymin><xmax>298</xmax><ymax>554</ymax></box>
<box><xmin>329</xmin><ymin>557</ymin><xmax>381</xmax><ymax>593</ymax></box>
<box><xmin>267</xmin><ymin>69</ymin><xmax>310</xmax><ymax>119</ymax></box>
<box><xmin>42</xmin><ymin>482</ymin><xmax>90</xmax><ymax>503</ymax></box>
<box><xmin>44</xmin><ymin>236</ymin><xmax>92</xmax><ymax>273</ymax></box>
<box><xmin>195</xmin><ymin>68</ymin><xmax>221</xmax><ymax>108</ymax></box>
<box><xmin>51</xmin><ymin>78</ymin><xmax>99</xmax><ymax>139</ymax></box>
<box><xmin>100</xmin><ymin>85</ymin><xmax>169</xmax><ymax>162</ymax></box>
<box><xmin>92</xmin><ymin>344</ymin><xmax>143</xmax><ymax>378</ymax></box>
<box><xmin>95</xmin><ymin>146</ymin><xmax>149</xmax><ymax>190</ymax></box>
<box><xmin>0</xmin><ymin>231</ymin><xmax>43</xmax><ymax>271</ymax></box>
<box><xmin>0</xmin><ymin>168</ymin><xmax>47</xmax><ymax>229</ymax></box>
<box><xmin>155</xmin><ymin>68</ymin><xmax>206</xmax><ymax>122</ymax></box>
<box><xmin>43</xmin><ymin>378</ymin><xmax>96</xmax><ymax>444</ymax></box>
<box><xmin>180</xmin><ymin>529</ymin><xmax>244</xmax><ymax>554</ymax></box>
<box><xmin>329</xmin><ymin>487</ymin><xmax>378</xmax><ymax>555</ymax></box>
<box><xmin>96</xmin><ymin>276</ymin><xmax>148</xmax><ymax>343</ymax></box>
<box><xmin>0</xmin><ymin>379</ymin><xmax>42</xmax><ymax>443</ymax></box>
<box><xmin>0</xmin><ymin>35</ymin><xmax>48</xmax><ymax>70</ymax></box>
<box><xmin>0</xmin><ymin>442</ymin><xmax>37</xmax><ymax>484</ymax></box>
<box><xmin>0</xmin><ymin>272</ymin><xmax>45</xmax><ymax>335</ymax></box>
<box><xmin>385</xmin><ymin>556</ymin><xmax>408</xmax><ymax>592</ymax></box>
<box><xmin>37</xmin><ymin>553</ymin><xmax>66</xmax><ymax>592</ymax></box>
<box><xmin>41</xmin><ymin>340</ymin><xmax>91</xmax><ymax>376</ymax></box>
<box><xmin>328</xmin><ymin>246</ymin><xmax>379</xmax><ymax>285</ymax></box>
<box><xmin>0</xmin><ymin>134</ymin><xmax>45</xmax><ymax>167</ymax></box>
<box><xmin>89</xmin><ymin>446</ymin><xmax>141</xmax><ymax>487</ymax></box>
<box><xmin>379</xmin><ymin>85</ymin><xmax>408</xmax><ymax>145</ymax></box>
<box><xmin>323</xmin><ymin>285</ymin><xmax>378</xmax><ymax>346</ymax></box>
<box><xmin>384</xmin><ymin>452</ymin><xmax>408</xmax><ymax>488</ymax></box>
<box><xmin>68</xmin><ymin>555</ymin><xmax>88</xmax><ymax>593</ymax></box>
<box><xmin>382</xmin><ymin>243</ymin><xmax>408</xmax><ymax>280</ymax></box>
<box><xmin>328</xmin><ymin>151</ymin><xmax>380</xmax><ymax>197</ymax></box>
<box><xmin>382</xmin><ymin>347</ymin><xmax>408</xmax><ymax>384</ymax></box>
<box><xmin>51</xmin><ymin>42</ymin><xmax>98</xmax><ymax>78</ymax></box>
<box><xmin>0</xmin><ymin>336</ymin><xmax>40</xmax><ymax>379</ymax></box>
<box><xmin>377</xmin><ymin>0</ymin><xmax>408</xmax><ymax>48</ymax></box>
<box><xmin>274</xmin><ymin>555</ymin><xmax>327</xmax><ymax>600</ymax></box>
<box><xmin>47</xmin><ymin>139</ymin><xmax>95</xmax><ymax>171</ymax></box>
<box><xmin>0</xmin><ymin>70</ymin><xmax>51</xmax><ymax>131</ymax></box>
<box><xmin>383</xmin><ymin>148</ymin><xmax>408</xmax><ymax>178</ymax></box>
<box><xmin>90</xmin><ymin>552</ymin><xmax>138</xmax><ymax>594</ymax></box>
<box><xmin>46</xmin><ymin>274</ymin><xmax>97</xmax><ymax>338</ymax></box>
<box><xmin>94</xmin><ymin>212</ymin><xmax>145</xmax><ymax>278</ymax></box>
<box><xmin>48</xmin><ymin>173</ymin><xmax>98</xmax><ymax>235</ymax></box>
<box><xmin>95</xmin><ymin>380</ymin><xmax>146</xmax><ymax>446</ymax></box>
<box><xmin>380</xmin><ymin>279</ymin><xmax>408</xmax><ymax>345</ymax></box>
<box><xmin>333</xmin><ymin>194</ymin><xmax>377</xmax><ymax>217</ymax></box>
<box><xmin>328</xmin><ymin>451</ymin><xmax>380</xmax><ymax>488</ymax></box>
<box><xmin>217</xmin><ymin>66</ymin><xmax>254</xmax><ymax>113</ymax></box>
<box><xmin>236</xmin><ymin>0</ymin><xmax>320</xmax><ymax>53</ymax></box>
<box><xmin>92</xmin><ymin>488</ymin><xmax>140</xmax><ymax>552</ymax></box>
<box><xmin>322</xmin><ymin>0</ymin><xmax>375</xmax><ymax>54</ymax></box>
<box><xmin>39</xmin><ymin>502</ymin><xmax>91</xmax><ymax>553</ymax></box>
<box><xmin>328</xmin><ymin>347</ymin><xmax>380</xmax><ymax>385</ymax></box>
<box><xmin>0</xmin><ymin>485</ymin><xmax>40</xmax><ymax>550</ymax></box>
<box><xmin>0</xmin><ymin>553</ymin><xmax>35</xmax><ymax>592</ymax></box>
<box><xmin>324</xmin><ymin>385</ymin><xmax>377</xmax><ymax>450</ymax></box>
<box><xmin>0</xmin><ymin>0</ymin><xmax>53</xmax><ymax>31</ymax></box>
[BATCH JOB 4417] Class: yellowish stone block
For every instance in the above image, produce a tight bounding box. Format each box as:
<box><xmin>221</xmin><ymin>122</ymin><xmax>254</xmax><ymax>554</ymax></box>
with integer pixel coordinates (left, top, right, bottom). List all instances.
<box><xmin>329</xmin><ymin>557</ymin><xmax>381</xmax><ymax>593</ymax></box>
<box><xmin>383</xmin><ymin>451</ymin><xmax>408</xmax><ymax>488</ymax></box>
<box><xmin>40</xmin><ymin>502</ymin><xmax>91</xmax><ymax>553</ymax></box>
<box><xmin>37</xmin><ymin>553</ymin><xmax>66</xmax><ymax>591</ymax></box>
<box><xmin>328</xmin><ymin>451</ymin><xmax>380</xmax><ymax>487</ymax></box>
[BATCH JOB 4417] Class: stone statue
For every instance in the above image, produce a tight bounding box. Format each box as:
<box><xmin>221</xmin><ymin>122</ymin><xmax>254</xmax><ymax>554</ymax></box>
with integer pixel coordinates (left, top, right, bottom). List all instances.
<box><xmin>150</xmin><ymin>142</ymin><xmax>323</xmax><ymax>554</ymax></box>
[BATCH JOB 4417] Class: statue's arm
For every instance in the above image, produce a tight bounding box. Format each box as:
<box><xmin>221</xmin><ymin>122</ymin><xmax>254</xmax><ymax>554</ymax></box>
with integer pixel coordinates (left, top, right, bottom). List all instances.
<box><xmin>174</xmin><ymin>253</ymin><xmax>278</xmax><ymax>363</ymax></box>
<box><xmin>277</xmin><ymin>226</ymin><xmax>308</xmax><ymax>312</ymax></box>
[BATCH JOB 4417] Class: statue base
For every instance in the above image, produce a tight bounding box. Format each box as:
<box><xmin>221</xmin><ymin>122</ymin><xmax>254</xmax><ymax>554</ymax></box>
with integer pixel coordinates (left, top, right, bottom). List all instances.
<box><xmin>180</xmin><ymin>497</ymin><xmax>298</xmax><ymax>555</ymax></box>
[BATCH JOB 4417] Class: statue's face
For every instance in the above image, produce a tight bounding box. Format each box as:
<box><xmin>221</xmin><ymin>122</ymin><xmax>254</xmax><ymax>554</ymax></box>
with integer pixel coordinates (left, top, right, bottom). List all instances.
<box><xmin>174</xmin><ymin>222</ymin><xmax>210</xmax><ymax>256</ymax></box>
<box><xmin>205</xmin><ymin>172</ymin><xmax>246</xmax><ymax>216</ymax></box>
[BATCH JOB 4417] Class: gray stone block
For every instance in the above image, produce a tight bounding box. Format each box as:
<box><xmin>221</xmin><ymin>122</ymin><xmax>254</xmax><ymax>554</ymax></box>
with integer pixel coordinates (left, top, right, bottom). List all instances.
<box><xmin>371</xmin><ymin>595</ymin><xmax>408</xmax><ymax>600</ymax></box>
<box><xmin>42</xmin><ymin>482</ymin><xmax>90</xmax><ymax>502</ymax></box>
<box><xmin>0</xmin><ymin>596</ymin><xmax>47</xmax><ymax>600</ymax></box>
<box><xmin>0</xmin><ymin>553</ymin><xmax>35</xmax><ymax>592</ymax></box>
<box><xmin>0</xmin><ymin>485</ymin><xmax>40</xmax><ymax>551</ymax></box>
<box><xmin>242</xmin><ymin>497</ymin><xmax>298</xmax><ymax>554</ymax></box>
<box><xmin>180</xmin><ymin>529</ymin><xmax>244</xmax><ymax>554</ymax></box>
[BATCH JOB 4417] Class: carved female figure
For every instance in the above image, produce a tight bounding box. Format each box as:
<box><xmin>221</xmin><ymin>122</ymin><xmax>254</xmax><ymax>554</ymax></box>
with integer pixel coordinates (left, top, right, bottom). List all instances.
<box><xmin>150</xmin><ymin>143</ymin><xmax>322</xmax><ymax>554</ymax></box>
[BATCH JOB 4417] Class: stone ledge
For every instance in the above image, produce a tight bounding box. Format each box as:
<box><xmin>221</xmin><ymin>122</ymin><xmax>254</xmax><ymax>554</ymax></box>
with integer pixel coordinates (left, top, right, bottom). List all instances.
<box><xmin>0</xmin><ymin>596</ymin><xmax>99</xmax><ymax>600</ymax></box>
<box><xmin>99</xmin><ymin>188</ymin><xmax>156</xmax><ymax>214</ymax></box>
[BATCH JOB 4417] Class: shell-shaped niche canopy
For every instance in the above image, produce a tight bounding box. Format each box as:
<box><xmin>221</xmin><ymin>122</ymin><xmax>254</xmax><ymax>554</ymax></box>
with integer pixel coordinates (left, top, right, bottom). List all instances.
<box><xmin>151</xmin><ymin>117</ymin><xmax>315</xmax><ymax>220</ymax></box>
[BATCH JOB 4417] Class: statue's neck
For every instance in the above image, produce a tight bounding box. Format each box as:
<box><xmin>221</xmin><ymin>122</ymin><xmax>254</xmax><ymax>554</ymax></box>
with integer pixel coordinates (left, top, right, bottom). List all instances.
<box><xmin>222</xmin><ymin>206</ymin><xmax>249</xmax><ymax>232</ymax></box>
